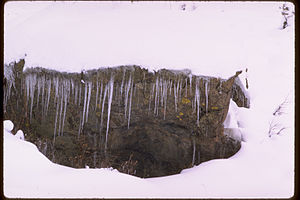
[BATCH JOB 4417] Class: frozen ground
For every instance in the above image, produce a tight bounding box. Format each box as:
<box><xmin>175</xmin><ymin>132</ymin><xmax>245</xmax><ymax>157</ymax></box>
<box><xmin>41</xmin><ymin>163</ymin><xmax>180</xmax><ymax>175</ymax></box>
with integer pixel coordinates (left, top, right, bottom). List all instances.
<box><xmin>3</xmin><ymin>1</ymin><xmax>294</xmax><ymax>198</ymax></box>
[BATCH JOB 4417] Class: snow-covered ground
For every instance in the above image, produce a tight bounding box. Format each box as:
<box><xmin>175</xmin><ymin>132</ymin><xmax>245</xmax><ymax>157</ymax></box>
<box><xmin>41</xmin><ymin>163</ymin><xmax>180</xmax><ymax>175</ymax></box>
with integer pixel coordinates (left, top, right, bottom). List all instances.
<box><xmin>3</xmin><ymin>1</ymin><xmax>294</xmax><ymax>198</ymax></box>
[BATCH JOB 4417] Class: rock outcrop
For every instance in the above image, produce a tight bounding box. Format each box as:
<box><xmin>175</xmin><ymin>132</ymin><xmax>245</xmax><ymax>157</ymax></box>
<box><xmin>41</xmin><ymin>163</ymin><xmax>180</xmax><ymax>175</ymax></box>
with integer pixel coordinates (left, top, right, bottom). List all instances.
<box><xmin>3</xmin><ymin>59</ymin><xmax>249</xmax><ymax>178</ymax></box>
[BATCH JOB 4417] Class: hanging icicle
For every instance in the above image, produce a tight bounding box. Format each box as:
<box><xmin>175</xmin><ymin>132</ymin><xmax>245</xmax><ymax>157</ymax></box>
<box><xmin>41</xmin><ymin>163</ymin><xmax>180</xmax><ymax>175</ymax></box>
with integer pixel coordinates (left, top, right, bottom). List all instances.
<box><xmin>98</xmin><ymin>80</ymin><xmax>103</xmax><ymax>110</ymax></box>
<box><xmin>105</xmin><ymin>76</ymin><xmax>114</xmax><ymax>151</ymax></box>
<box><xmin>163</xmin><ymin>79</ymin><xmax>168</xmax><ymax>120</ymax></box>
<box><xmin>44</xmin><ymin>79</ymin><xmax>51</xmax><ymax>117</ymax></box>
<box><xmin>58</xmin><ymin>85</ymin><xmax>64</xmax><ymax>136</ymax></box>
<box><xmin>174</xmin><ymin>79</ymin><xmax>178</xmax><ymax>112</ymax></box>
<box><xmin>99</xmin><ymin>84</ymin><xmax>108</xmax><ymax>136</ymax></box>
<box><xmin>81</xmin><ymin>82</ymin><xmax>88</xmax><ymax>129</ymax></box>
<box><xmin>40</xmin><ymin>75</ymin><xmax>46</xmax><ymax>112</ymax></box>
<box><xmin>128</xmin><ymin>81</ymin><xmax>133</xmax><ymax>129</ymax></box>
<box><xmin>53</xmin><ymin>91</ymin><xmax>60</xmax><ymax>143</ymax></box>
<box><xmin>3</xmin><ymin>64</ymin><xmax>15</xmax><ymax>112</ymax></box>
<box><xmin>61</xmin><ymin>79</ymin><xmax>70</xmax><ymax>136</ymax></box>
<box><xmin>148</xmin><ymin>83</ymin><xmax>155</xmax><ymax>113</ymax></box>
<box><xmin>160</xmin><ymin>78</ymin><xmax>164</xmax><ymax>107</ymax></box>
<box><xmin>120</xmin><ymin>69</ymin><xmax>126</xmax><ymax>104</ymax></box>
<box><xmin>169</xmin><ymin>80</ymin><xmax>173</xmax><ymax>95</ymax></box>
<box><xmin>205</xmin><ymin>80</ymin><xmax>209</xmax><ymax>114</ymax></box>
<box><xmin>86</xmin><ymin>81</ymin><xmax>92</xmax><ymax>122</ymax></box>
<box><xmin>78</xmin><ymin>83</ymin><xmax>82</xmax><ymax>106</ymax></box>
<box><xmin>36</xmin><ymin>76</ymin><xmax>42</xmax><ymax>110</ymax></box>
<box><xmin>25</xmin><ymin>73</ymin><xmax>37</xmax><ymax>122</ymax></box>
<box><xmin>189</xmin><ymin>74</ymin><xmax>192</xmax><ymax>96</ymax></box>
<box><xmin>185</xmin><ymin>78</ymin><xmax>188</xmax><ymax>97</ymax></box>
<box><xmin>74</xmin><ymin>84</ymin><xmax>78</xmax><ymax>105</ymax></box>
<box><xmin>95</xmin><ymin>77</ymin><xmax>99</xmax><ymax>111</ymax></box>
<box><xmin>54</xmin><ymin>77</ymin><xmax>59</xmax><ymax>105</ymax></box>
<box><xmin>154</xmin><ymin>77</ymin><xmax>160</xmax><ymax>115</ymax></box>
<box><xmin>195</xmin><ymin>78</ymin><xmax>201</xmax><ymax>127</ymax></box>
<box><xmin>178</xmin><ymin>78</ymin><xmax>182</xmax><ymax>102</ymax></box>
<box><xmin>124</xmin><ymin>74</ymin><xmax>132</xmax><ymax>119</ymax></box>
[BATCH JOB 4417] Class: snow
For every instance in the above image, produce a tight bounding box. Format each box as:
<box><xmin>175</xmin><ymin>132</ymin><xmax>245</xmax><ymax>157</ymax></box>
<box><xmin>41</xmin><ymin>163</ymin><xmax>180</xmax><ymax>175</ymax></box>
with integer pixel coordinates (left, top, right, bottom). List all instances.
<box><xmin>4</xmin><ymin>1</ymin><xmax>292</xmax><ymax>79</ymax></box>
<box><xmin>3</xmin><ymin>1</ymin><xmax>294</xmax><ymax>198</ymax></box>
<box><xmin>4</xmin><ymin>120</ymin><xmax>14</xmax><ymax>132</ymax></box>
<box><xmin>3</xmin><ymin>118</ymin><xmax>294</xmax><ymax>198</ymax></box>
<box><xmin>15</xmin><ymin>130</ymin><xmax>25</xmax><ymax>141</ymax></box>
<box><xmin>224</xmin><ymin>100</ymin><xmax>239</xmax><ymax>129</ymax></box>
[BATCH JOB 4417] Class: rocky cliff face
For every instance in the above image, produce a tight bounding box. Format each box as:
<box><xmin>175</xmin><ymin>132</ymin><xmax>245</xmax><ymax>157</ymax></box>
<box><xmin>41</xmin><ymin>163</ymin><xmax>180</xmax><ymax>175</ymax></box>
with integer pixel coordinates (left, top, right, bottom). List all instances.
<box><xmin>3</xmin><ymin>59</ymin><xmax>249</xmax><ymax>178</ymax></box>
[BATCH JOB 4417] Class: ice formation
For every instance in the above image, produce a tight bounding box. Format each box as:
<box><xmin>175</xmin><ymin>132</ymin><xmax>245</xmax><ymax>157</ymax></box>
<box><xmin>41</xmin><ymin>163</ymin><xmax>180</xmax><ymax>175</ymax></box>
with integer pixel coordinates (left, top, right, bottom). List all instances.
<box><xmin>105</xmin><ymin>76</ymin><xmax>114</xmax><ymax>151</ymax></box>
<box><xmin>3</xmin><ymin>65</ymin><xmax>246</xmax><ymax>168</ymax></box>
<box><xmin>3</xmin><ymin>64</ymin><xmax>15</xmax><ymax>113</ymax></box>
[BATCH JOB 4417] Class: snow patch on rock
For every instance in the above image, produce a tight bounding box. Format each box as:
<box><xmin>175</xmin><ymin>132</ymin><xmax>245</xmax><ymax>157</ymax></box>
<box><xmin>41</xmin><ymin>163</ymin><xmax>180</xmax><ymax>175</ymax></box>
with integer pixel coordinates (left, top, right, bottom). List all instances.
<box><xmin>4</xmin><ymin>120</ymin><xmax>14</xmax><ymax>132</ymax></box>
<box><xmin>15</xmin><ymin>130</ymin><xmax>25</xmax><ymax>140</ymax></box>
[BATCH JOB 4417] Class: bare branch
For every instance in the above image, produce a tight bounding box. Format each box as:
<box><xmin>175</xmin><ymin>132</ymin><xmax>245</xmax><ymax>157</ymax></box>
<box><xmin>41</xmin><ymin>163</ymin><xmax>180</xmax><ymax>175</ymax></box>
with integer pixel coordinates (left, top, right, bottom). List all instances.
<box><xmin>268</xmin><ymin>119</ymin><xmax>287</xmax><ymax>137</ymax></box>
<box><xmin>273</xmin><ymin>94</ymin><xmax>290</xmax><ymax>116</ymax></box>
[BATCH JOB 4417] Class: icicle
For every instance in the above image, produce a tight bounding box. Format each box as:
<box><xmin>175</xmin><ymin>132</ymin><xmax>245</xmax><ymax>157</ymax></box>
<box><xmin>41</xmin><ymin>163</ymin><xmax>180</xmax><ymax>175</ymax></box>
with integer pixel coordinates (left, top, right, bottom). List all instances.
<box><xmin>81</xmin><ymin>82</ymin><xmax>88</xmax><ymax>128</ymax></box>
<box><xmin>192</xmin><ymin>139</ymin><xmax>196</xmax><ymax>166</ymax></box>
<box><xmin>120</xmin><ymin>69</ymin><xmax>125</xmax><ymax>99</ymax></box>
<box><xmin>61</xmin><ymin>80</ymin><xmax>70</xmax><ymax>136</ymax></box>
<box><xmin>178</xmin><ymin>78</ymin><xmax>182</xmax><ymax>102</ymax></box>
<box><xmin>185</xmin><ymin>78</ymin><xmax>188</xmax><ymax>97</ymax></box>
<box><xmin>29</xmin><ymin>74</ymin><xmax>37</xmax><ymax>122</ymax></box>
<box><xmin>128</xmin><ymin>81</ymin><xmax>133</xmax><ymax>129</ymax></box>
<box><xmin>105</xmin><ymin>76</ymin><xmax>114</xmax><ymax>151</ymax></box>
<box><xmin>174</xmin><ymin>79</ymin><xmax>178</xmax><ymax>112</ymax></box>
<box><xmin>58</xmin><ymin>86</ymin><xmax>64</xmax><ymax>136</ymax></box>
<box><xmin>53</xmin><ymin>94</ymin><xmax>60</xmax><ymax>142</ymax></box>
<box><xmin>189</xmin><ymin>74</ymin><xmax>192</xmax><ymax>96</ymax></box>
<box><xmin>86</xmin><ymin>81</ymin><xmax>92</xmax><ymax>122</ymax></box>
<box><xmin>160</xmin><ymin>78</ymin><xmax>164</xmax><ymax>107</ymax></box>
<box><xmin>205</xmin><ymin>80</ymin><xmax>209</xmax><ymax>114</ymax></box>
<box><xmin>154</xmin><ymin>77</ymin><xmax>161</xmax><ymax>116</ymax></box>
<box><xmin>195</xmin><ymin>78</ymin><xmax>200</xmax><ymax>127</ymax></box>
<box><xmin>74</xmin><ymin>84</ymin><xmax>77</xmax><ymax>105</ymax></box>
<box><xmin>169</xmin><ymin>80</ymin><xmax>173</xmax><ymax>95</ymax></box>
<box><xmin>98</xmin><ymin>81</ymin><xmax>103</xmax><ymax>110</ymax></box>
<box><xmin>99</xmin><ymin>84</ymin><xmax>108</xmax><ymax>135</ymax></box>
<box><xmin>54</xmin><ymin>77</ymin><xmax>59</xmax><ymax>104</ymax></box>
<box><xmin>71</xmin><ymin>79</ymin><xmax>74</xmax><ymax>98</ymax></box>
<box><xmin>78</xmin><ymin>84</ymin><xmax>82</xmax><ymax>106</ymax></box>
<box><xmin>149</xmin><ymin>83</ymin><xmax>155</xmax><ymax>113</ymax></box>
<box><xmin>25</xmin><ymin>75</ymin><xmax>30</xmax><ymax>104</ymax></box>
<box><xmin>36</xmin><ymin>77</ymin><xmax>42</xmax><ymax>109</ymax></box>
<box><xmin>124</xmin><ymin>74</ymin><xmax>132</xmax><ymax>119</ymax></box>
<box><xmin>154</xmin><ymin>78</ymin><xmax>159</xmax><ymax>115</ymax></box>
<box><xmin>157</xmin><ymin>78</ymin><xmax>160</xmax><ymax>116</ymax></box>
<box><xmin>176</xmin><ymin>79</ymin><xmax>180</xmax><ymax>99</ymax></box>
<box><xmin>61</xmin><ymin>95</ymin><xmax>67</xmax><ymax>136</ymax></box>
<box><xmin>45</xmin><ymin>79</ymin><xmax>51</xmax><ymax>116</ymax></box>
<box><xmin>41</xmin><ymin>75</ymin><xmax>46</xmax><ymax>112</ymax></box>
<box><xmin>163</xmin><ymin>80</ymin><xmax>168</xmax><ymax>120</ymax></box>
<box><xmin>95</xmin><ymin>77</ymin><xmax>99</xmax><ymax>110</ymax></box>
<box><xmin>193</xmin><ymin>85</ymin><xmax>197</xmax><ymax>114</ymax></box>
<box><xmin>3</xmin><ymin>64</ymin><xmax>15</xmax><ymax>112</ymax></box>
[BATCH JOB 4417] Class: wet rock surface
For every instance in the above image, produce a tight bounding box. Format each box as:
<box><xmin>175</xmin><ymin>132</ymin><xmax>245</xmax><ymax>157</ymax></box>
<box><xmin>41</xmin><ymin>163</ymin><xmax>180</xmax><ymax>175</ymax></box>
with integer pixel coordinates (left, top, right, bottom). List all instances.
<box><xmin>4</xmin><ymin>59</ymin><xmax>249</xmax><ymax>178</ymax></box>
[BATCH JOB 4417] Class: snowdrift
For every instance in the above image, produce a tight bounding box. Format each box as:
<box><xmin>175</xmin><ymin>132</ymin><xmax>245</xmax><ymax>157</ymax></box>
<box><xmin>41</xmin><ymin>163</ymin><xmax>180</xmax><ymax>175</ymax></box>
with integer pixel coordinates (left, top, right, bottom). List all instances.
<box><xmin>3</xmin><ymin>1</ymin><xmax>294</xmax><ymax>198</ymax></box>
